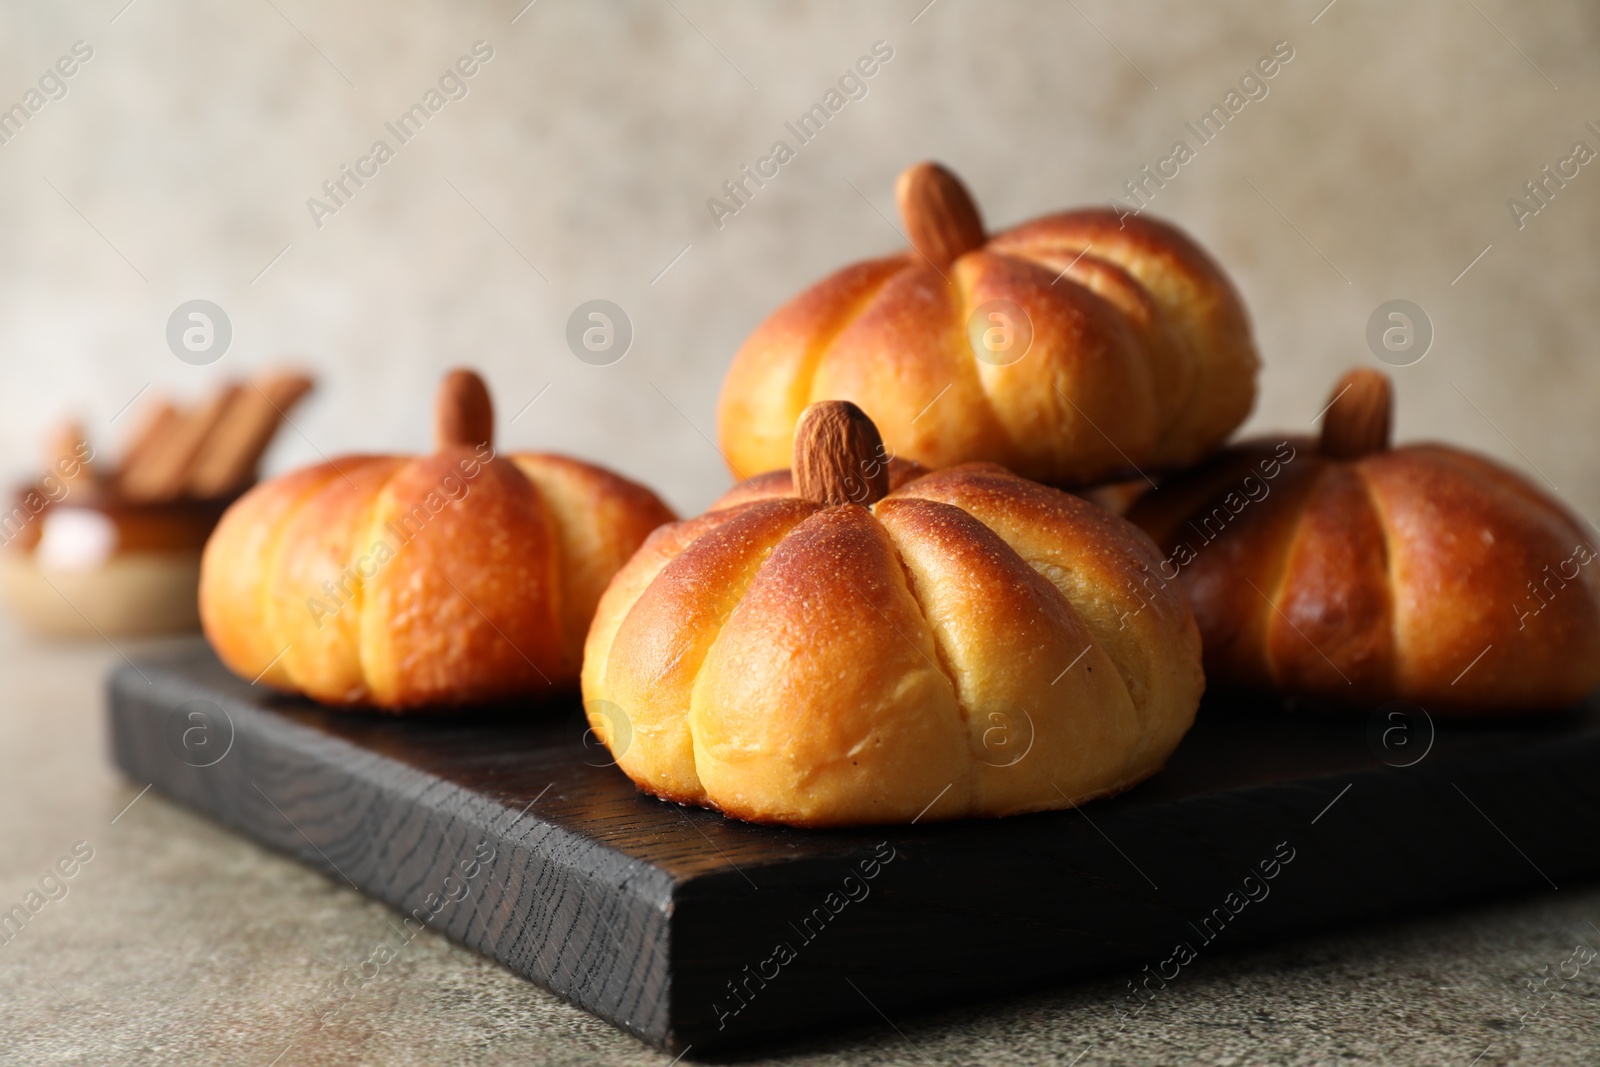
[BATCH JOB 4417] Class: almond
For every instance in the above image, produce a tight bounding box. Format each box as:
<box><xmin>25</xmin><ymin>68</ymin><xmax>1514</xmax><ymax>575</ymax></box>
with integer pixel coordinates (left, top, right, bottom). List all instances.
<box><xmin>1320</xmin><ymin>368</ymin><xmax>1393</xmax><ymax>460</ymax></box>
<box><xmin>895</xmin><ymin>161</ymin><xmax>986</xmax><ymax>272</ymax></box>
<box><xmin>793</xmin><ymin>400</ymin><xmax>890</xmax><ymax>507</ymax></box>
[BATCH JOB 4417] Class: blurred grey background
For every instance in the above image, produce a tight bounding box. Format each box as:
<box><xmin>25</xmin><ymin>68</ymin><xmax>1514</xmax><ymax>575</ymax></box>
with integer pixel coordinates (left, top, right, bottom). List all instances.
<box><xmin>1</xmin><ymin>0</ymin><xmax>1597</xmax><ymax>520</ymax></box>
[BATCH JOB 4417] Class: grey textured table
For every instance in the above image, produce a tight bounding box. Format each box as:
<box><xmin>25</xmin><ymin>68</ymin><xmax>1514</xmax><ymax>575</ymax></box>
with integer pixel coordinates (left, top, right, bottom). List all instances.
<box><xmin>2</xmin><ymin>623</ymin><xmax>1597</xmax><ymax>1066</ymax></box>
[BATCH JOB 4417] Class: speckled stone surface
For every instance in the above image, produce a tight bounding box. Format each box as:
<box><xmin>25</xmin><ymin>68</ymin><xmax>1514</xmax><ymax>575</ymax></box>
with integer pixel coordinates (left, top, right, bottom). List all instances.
<box><xmin>2</xmin><ymin>624</ymin><xmax>1597</xmax><ymax>1066</ymax></box>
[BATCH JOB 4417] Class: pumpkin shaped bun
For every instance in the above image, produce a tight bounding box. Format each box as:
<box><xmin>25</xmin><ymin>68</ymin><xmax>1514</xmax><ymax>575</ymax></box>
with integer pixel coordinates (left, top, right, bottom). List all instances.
<box><xmin>583</xmin><ymin>401</ymin><xmax>1204</xmax><ymax>827</ymax></box>
<box><xmin>717</xmin><ymin>161</ymin><xmax>1260</xmax><ymax>488</ymax></box>
<box><xmin>1127</xmin><ymin>369</ymin><xmax>1600</xmax><ymax>714</ymax></box>
<box><xmin>200</xmin><ymin>369</ymin><xmax>675</xmax><ymax>709</ymax></box>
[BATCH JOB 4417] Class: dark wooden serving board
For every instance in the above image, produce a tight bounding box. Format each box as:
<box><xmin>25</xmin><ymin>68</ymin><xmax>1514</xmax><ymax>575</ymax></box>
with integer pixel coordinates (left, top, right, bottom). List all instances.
<box><xmin>108</xmin><ymin>642</ymin><xmax>1600</xmax><ymax>1056</ymax></box>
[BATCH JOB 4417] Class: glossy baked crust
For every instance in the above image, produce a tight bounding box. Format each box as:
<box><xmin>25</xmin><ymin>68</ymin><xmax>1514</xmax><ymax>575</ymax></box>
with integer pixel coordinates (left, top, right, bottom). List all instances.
<box><xmin>717</xmin><ymin>209</ymin><xmax>1259</xmax><ymax>487</ymax></box>
<box><xmin>582</xmin><ymin>463</ymin><xmax>1204</xmax><ymax>826</ymax></box>
<box><xmin>200</xmin><ymin>451</ymin><xmax>674</xmax><ymax>709</ymax></box>
<box><xmin>1126</xmin><ymin>437</ymin><xmax>1600</xmax><ymax>712</ymax></box>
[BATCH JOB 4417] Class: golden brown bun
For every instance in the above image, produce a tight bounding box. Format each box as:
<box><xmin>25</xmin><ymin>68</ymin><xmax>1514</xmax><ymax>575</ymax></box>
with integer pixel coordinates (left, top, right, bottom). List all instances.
<box><xmin>717</xmin><ymin>162</ymin><xmax>1258</xmax><ymax>487</ymax></box>
<box><xmin>583</xmin><ymin>437</ymin><xmax>1203</xmax><ymax>827</ymax></box>
<box><xmin>1126</xmin><ymin>369</ymin><xmax>1600</xmax><ymax>713</ymax></box>
<box><xmin>200</xmin><ymin>371</ymin><xmax>675</xmax><ymax>710</ymax></box>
